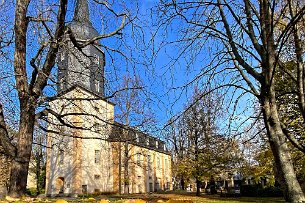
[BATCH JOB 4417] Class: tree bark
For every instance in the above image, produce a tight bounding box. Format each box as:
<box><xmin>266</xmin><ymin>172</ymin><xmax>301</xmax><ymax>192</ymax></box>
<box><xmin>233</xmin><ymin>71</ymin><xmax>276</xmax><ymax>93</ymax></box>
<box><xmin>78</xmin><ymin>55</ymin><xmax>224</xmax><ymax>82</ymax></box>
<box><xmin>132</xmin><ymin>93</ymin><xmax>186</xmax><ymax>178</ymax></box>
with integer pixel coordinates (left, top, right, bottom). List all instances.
<box><xmin>123</xmin><ymin>141</ymin><xmax>129</xmax><ymax>194</ymax></box>
<box><xmin>181</xmin><ymin>178</ymin><xmax>185</xmax><ymax>190</ymax></box>
<box><xmin>8</xmin><ymin>0</ymin><xmax>32</xmax><ymax>197</ymax></box>
<box><xmin>261</xmin><ymin>90</ymin><xmax>305</xmax><ymax>202</ymax></box>
<box><xmin>196</xmin><ymin>179</ymin><xmax>201</xmax><ymax>196</ymax></box>
<box><xmin>9</xmin><ymin>103</ymin><xmax>35</xmax><ymax>197</ymax></box>
<box><xmin>257</xmin><ymin>1</ymin><xmax>305</xmax><ymax>201</ymax></box>
<box><xmin>7</xmin><ymin>0</ymin><xmax>67</xmax><ymax>196</ymax></box>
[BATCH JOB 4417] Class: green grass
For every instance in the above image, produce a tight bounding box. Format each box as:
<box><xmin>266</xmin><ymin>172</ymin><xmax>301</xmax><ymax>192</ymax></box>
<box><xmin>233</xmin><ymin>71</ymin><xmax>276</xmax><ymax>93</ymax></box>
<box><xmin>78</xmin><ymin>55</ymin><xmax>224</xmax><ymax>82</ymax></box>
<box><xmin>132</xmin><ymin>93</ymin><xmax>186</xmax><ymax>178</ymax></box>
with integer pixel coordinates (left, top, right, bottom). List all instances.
<box><xmin>0</xmin><ymin>193</ymin><xmax>285</xmax><ymax>203</ymax></box>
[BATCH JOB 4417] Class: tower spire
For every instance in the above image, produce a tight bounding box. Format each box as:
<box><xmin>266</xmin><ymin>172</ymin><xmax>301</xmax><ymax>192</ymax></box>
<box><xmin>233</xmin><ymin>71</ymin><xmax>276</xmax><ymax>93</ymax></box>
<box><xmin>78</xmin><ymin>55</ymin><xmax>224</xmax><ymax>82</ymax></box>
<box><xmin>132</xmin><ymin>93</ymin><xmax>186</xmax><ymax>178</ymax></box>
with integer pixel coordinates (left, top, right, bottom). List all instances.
<box><xmin>73</xmin><ymin>0</ymin><xmax>91</xmax><ymax>23</ymax></box>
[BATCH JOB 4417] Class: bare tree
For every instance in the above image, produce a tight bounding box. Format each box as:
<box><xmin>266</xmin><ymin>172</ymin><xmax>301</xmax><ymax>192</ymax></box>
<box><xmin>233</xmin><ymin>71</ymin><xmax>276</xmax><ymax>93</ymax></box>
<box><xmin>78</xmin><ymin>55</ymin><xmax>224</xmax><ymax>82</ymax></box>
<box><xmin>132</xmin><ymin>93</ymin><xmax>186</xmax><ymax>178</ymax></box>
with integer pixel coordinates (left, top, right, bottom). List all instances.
<box><xmin>156</xmin><ymin>0</ymin><xmax>305</xmax><ymax>202</ymax></box>
<box><xmin>169</xmin><ymin>88</ymin><xmax>241</xmax><ymax>196</ymax></box>
<box><xmin>112</xmin><ymin>74</ymin><xmax>156</xmax><ymax>194</ymax></box>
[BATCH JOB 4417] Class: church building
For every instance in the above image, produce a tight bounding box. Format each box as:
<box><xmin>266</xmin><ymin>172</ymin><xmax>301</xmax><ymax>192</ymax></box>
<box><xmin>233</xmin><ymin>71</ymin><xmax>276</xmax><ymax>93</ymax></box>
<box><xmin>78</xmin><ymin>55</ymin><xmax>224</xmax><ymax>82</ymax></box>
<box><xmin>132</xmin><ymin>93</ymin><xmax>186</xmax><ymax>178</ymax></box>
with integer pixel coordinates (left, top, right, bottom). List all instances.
<box><xmin>45</xmin><ymin>0</ymin><xmax>172</xmax><ymax>196</ymax></box>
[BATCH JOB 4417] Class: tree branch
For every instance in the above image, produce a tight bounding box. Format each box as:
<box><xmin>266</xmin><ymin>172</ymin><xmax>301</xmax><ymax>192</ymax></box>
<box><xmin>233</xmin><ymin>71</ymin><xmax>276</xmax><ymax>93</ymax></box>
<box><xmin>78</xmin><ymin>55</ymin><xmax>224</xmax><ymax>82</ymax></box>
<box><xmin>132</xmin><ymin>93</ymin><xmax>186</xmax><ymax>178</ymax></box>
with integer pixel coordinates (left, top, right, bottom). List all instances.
<box><xmin>0</xmin><ymin>103</ymin><xmax>16</xmax><ymax>157</ymax></box>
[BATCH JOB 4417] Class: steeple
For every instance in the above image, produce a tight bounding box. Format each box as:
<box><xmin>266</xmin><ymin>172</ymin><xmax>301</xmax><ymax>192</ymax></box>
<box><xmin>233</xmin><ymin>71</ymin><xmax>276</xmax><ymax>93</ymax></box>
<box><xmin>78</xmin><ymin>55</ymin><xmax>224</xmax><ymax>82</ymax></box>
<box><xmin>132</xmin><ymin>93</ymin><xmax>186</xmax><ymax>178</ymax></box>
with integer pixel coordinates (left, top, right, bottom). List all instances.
<box><xmin>57</xmin><ymin>0</ymin><xmax>105</xmax><ymax>96</ymax></box>
<box><xmin>73</xmin><ymin>0</ymin><xmax>91</xmax><ymax>24</ymax></box>
<box><xmin>69</xmin><ymin>0</ymin><xmax>99</xmax><ymax>40</ymax></box>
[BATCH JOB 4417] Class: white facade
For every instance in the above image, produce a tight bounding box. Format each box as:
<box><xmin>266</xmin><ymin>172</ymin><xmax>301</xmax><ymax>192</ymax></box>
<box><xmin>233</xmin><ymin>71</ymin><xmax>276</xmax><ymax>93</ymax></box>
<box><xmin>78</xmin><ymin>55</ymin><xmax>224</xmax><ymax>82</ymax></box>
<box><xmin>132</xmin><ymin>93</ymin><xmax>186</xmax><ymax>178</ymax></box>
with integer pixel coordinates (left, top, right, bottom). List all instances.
<box><xmin>45</xmin><ymin>87</ymin><xmax>172</xmax><ymax>196</ymax></box>
<box><xmin>46</xmin><ymin>87</ymin><xmax>115</xmax><ymax>195</ymax></box>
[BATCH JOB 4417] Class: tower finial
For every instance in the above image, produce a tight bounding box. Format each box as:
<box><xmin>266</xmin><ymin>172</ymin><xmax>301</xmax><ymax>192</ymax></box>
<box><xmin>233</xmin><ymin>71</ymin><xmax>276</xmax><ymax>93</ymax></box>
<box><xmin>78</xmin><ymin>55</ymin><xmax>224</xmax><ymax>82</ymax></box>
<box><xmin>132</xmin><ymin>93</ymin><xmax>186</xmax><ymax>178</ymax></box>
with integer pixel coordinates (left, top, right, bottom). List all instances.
<box><xmin>73</xmin><ymin>0</ymin><xmax>91</xmax><ymax>23</ymax></box>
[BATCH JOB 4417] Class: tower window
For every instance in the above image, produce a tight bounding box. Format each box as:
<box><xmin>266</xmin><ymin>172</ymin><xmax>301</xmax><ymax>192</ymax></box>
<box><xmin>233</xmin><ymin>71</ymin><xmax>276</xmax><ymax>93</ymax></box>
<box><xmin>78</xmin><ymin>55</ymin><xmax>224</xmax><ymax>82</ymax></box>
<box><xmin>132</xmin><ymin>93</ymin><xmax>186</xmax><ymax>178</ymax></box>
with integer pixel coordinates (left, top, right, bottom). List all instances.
<box><xmin>147</xmin><ymin>154</ymin><xmax>151</xmax><ymax>163</ymax></box>
<box><xmin>94</xmin><ymin>54</ymin><xmax>100</xmax><ymax>66</ymax></box>
<box><xmin>136</xmin><ymin>134</ymin><xmax>139</xmax><ymax>142</ymax></box>
<box><xmin>146</xmin><ymin>138</ymin><xmax>149</xmax><ymax>146</ymax></box>
<box><xmin>148</xmin><ymin>154</ymin><xmax>152</xmax><ymax>169</ymax></box>
<box><xmin>137</xmin><ymin>153</ymin><xmax>141</xmax><ymax>165</ymax></box>
<box><xmin>95</xmin><ymin>150</ymin><xmax>101</xmax><ymax>163</ymax></box>
<box><xmin>95</xmin><ymin>80</ymin><xmax>100</xmax><ymax>92</ymax></box>
<box><xmin>59</xmin><ymin>150</ymin><xmax>64</xmax><ymax>164</ymax></box>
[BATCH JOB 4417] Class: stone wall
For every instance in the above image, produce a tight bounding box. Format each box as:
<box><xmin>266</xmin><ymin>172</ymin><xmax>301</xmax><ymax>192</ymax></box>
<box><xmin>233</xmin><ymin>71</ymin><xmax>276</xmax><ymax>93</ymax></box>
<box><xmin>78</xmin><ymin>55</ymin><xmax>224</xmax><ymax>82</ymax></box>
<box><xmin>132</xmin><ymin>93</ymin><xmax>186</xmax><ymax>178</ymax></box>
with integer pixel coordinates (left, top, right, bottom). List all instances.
<box><xmin>0</xmin><ymin>153</ymin><xmax>10</xmax><ymax>197</ymax></box>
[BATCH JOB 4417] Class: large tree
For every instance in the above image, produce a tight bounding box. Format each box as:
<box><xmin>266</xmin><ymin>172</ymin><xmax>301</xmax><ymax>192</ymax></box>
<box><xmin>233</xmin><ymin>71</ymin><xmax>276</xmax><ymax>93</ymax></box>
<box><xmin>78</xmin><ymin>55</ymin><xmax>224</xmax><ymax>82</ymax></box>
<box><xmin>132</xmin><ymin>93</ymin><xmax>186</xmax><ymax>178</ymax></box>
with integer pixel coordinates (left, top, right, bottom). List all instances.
<box><xmin>157</xmin><ymin>0</ymin><xmax>305</xmax><ymax>202</ymax></box>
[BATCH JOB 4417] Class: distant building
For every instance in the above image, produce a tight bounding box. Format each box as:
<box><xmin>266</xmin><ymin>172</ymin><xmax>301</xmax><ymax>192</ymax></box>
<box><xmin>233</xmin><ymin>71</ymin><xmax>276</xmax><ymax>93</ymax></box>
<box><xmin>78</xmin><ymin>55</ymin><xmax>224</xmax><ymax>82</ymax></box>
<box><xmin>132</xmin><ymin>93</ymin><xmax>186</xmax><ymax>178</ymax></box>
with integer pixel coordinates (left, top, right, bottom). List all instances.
<box><xmin>45</xmin><ymin>0</ymin><xmax>172</xmax><ymax>196</ymax></box>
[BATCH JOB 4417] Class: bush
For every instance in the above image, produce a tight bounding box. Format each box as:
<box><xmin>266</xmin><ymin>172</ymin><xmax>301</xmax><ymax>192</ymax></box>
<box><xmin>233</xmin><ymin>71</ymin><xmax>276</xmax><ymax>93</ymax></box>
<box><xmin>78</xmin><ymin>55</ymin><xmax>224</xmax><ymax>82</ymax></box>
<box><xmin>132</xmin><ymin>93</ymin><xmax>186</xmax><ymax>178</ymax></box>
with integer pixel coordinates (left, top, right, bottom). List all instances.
<box><xmin>80</xmin><ymin>191</ymin><xmax>117</xmax><ymax>198</ymax></box>
<box><xmin>26</xmin><ymin>188</ymin><xmax>37</xmax><ymax>196</ymax></box>
<box><xmin>257</xmin><ymin>186</ymin><xmax>283</xmax><ymax>197</ymax></box>
<box><xmin>241</xmin><ymin>185</ymin><xmax>283</xmax><ymax>197</ymax></box>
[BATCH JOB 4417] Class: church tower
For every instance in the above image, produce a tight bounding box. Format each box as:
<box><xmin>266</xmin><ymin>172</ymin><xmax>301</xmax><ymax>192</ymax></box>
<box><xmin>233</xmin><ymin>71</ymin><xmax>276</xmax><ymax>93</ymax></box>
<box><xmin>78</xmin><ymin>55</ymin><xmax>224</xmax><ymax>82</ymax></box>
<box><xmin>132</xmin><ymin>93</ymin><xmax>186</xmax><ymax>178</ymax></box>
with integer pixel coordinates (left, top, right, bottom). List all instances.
<box><xmin>57</xmin><ymin>0</ymin><xmax>105</xmax><ymax>96</ymax></box>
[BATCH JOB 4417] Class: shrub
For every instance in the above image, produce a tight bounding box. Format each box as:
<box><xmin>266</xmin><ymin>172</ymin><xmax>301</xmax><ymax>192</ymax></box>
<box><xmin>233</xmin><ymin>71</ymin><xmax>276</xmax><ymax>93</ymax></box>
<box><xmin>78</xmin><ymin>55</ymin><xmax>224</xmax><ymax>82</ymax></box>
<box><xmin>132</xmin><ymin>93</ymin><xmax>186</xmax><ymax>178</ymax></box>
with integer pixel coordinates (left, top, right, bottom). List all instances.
<box><xmin>26</xmin><ymin>188</ymin><xmax>37</xmax><ymax>196</ymax></box>
<box><xmin>241</xmin><ymin>185</ymin><xmax>283</xmax><ymax>197</ymax></box>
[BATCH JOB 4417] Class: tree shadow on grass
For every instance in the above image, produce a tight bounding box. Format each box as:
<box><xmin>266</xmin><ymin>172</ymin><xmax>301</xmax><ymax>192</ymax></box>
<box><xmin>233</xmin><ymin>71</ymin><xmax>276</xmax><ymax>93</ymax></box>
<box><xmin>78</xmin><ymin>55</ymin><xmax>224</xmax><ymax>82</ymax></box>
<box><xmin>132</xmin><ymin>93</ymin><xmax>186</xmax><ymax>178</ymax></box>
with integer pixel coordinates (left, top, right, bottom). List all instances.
<box><xmin>99</xmin><ymin>192</ymin><xmax>284</xmax><ymax>203</ymax></box>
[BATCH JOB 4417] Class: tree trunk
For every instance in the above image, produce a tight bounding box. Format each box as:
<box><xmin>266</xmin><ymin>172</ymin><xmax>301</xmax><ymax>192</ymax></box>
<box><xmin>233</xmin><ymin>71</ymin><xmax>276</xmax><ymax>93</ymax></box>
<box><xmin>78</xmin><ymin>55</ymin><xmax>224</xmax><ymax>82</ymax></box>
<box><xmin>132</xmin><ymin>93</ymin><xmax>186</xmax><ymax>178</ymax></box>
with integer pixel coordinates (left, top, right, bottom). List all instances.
<box><xmin>181</xmin><ymin>178</ymin><xmax>185</xmax><ymax>190</ymax></box>
<box><xmin>259</xmin><ymin>10</ymin><xmax>305</xmax><ymax>199</ymax></box>
<box><xmin>196</xmin><ymin>179</ymin><xmax>201</xmax><ymax>196</ymax></box>
<box><xmin>123</xmin><ymin>141</ymin><xmax>129</xmax><ymax>194</ymax></box>
<box><xmin>9</xmin><ymin>160</ymin><xmax>30</xmax><ymax>197</ymax></box>
<box><xmin>8</xmin><ymin>0</ymin><xmax>32</xmax><ymax>196</ymax></box>
<box><xmin>35</xmin><ymin>149</ymin><xmax>43</xmax><ymax>194</ymax></box>
<box><xmin>8</xmin><ymin>105</ymin><xmax>35</xmax><ymax>197</ymax></box>
<box><xmin>118</xmin><ymin>142</ymin><xmax>122</xmax><ymax>194</ymax></box>
<box><xmin>261</xmin><ymin>93</ymin><xmax>305</xmax><ymax>202</ymax></box>
<box><xmin>36</xmin><ymin>157</ymin><xmax>41</xmax><ymax>194</ymax></box>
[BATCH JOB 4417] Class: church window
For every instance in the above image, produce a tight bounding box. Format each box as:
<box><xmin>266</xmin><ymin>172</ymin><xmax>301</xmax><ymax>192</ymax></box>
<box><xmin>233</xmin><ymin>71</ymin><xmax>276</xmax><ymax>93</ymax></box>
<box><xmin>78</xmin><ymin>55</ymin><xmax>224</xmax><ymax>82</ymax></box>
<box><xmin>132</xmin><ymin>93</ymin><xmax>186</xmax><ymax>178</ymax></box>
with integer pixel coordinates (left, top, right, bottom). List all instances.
<box><xmin>136</xmin><ymin>133</ymin><xmax>139</xmax><ymax>142</ymax></box>
<box><xmin>93</xmin><ymin>123</ymin><xmax>101</xmax><ymax>133</ymax></box>
<box><xmin>138</xmin><ymin>185</ymin><xmax>142</xmax><ymax>193</ymax></box>
<box><xmin>148</xmin><ymin>154</ymin><xmax>152</xmax><ymax>169</ymax></box>
<box><xmin>59</xmin><ymin>150</ymin><xmax>64</xmax><ymax>164</ymax></box>
<box><xmin>137</xmin><ymin>153</ymin><xmax>141</xmax><ymax>165</ymax></box>
<box><xmin>94</xmin><ymin>174</ymin><xmax>101</xmax><ymax>179</ymax></box>
<box><xmin>166</xmin><ymin>182</ymin><xmax>170</xmax><ymax>190</ymax></box>
<box><xmin>146</xmin><ymin>138</ymin><xmax>149</xmax><ymax>146</ymax></box>
<box><xmin>61</xmin><ymin>52</ymin><xmax>65</xmax><ymax>61</ymax></box>
<box><xmin>95</xmin><ymin>80</ymin><xmax>100</xmax><ymax>92</ymax></box>
<box><xmin>147</xmin><ymin>154</ymin><xmax>151</xmax><ymax>163</ymax></box>
<box><xmin>157</xmin><ymin>157</ymin><xmax>161</xmax><ymax>169</ymax></box>
<box><xmin>155</xmin><ymin>181</ymin><xmax>160</xmax><ymax>190</ymax></box>
<box><xmin>82</xmin><ymin>185</ymin><xmax>88</xmax><ymax>194</ymax></box>
<box><xmin>94</xmin><ymin>189</ymin><xmax>101</xmax><ymax>193</ymax></box>
<box><xmin>94</xmin><ymin>54</ymin><xmax>100</xmax><ymax>66</ymax></box>
<box><xmin>95</xmin><ymin>150</ymin><xmax>101</xmax><ymax>164</ymax></box>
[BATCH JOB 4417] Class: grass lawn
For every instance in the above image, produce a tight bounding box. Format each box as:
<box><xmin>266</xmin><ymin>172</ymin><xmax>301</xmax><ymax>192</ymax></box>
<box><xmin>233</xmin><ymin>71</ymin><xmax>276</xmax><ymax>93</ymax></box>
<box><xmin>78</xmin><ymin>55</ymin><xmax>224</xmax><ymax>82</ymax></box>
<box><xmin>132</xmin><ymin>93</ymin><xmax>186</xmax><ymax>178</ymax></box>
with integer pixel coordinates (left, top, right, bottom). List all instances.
<box><xmin>0</xmin><ymin>193</ymin><xmax>285</xmax><ymax>203</ymax></box>
<box><xmin>105</xmin><ymin>193</ymin><xmax>285</xmax><ymax>203</ymax></box>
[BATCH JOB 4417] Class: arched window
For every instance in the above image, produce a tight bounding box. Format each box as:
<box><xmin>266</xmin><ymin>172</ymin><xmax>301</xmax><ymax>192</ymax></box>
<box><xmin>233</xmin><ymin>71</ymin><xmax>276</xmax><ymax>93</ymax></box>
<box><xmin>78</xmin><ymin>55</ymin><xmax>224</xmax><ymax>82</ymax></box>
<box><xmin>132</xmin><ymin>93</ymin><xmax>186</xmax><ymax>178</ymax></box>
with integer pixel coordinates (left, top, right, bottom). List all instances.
<box><xmin>95</xmin><ymin>80</ymin><xmax>100</xmax><ymax>93</ymax></box>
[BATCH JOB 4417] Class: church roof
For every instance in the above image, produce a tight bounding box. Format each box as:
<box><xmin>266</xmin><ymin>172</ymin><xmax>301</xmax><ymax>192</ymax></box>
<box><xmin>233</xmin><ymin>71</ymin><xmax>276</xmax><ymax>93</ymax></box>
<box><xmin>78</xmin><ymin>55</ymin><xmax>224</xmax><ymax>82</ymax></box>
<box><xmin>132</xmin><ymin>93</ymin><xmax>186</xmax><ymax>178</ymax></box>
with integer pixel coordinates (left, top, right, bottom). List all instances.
<box><xmin>69</xmin><ymin>0</ymin><xmax>99</xmax><ymax>40</ymax></box>
<box><xmin>73</xmin><ymin>0</ymin><xmax>91</xmax><ymax>24</ymax></box>
<box><xmin>109</xmin><ymin>122</ymin><xmax>170</xmax><ymax>155</ymax></box>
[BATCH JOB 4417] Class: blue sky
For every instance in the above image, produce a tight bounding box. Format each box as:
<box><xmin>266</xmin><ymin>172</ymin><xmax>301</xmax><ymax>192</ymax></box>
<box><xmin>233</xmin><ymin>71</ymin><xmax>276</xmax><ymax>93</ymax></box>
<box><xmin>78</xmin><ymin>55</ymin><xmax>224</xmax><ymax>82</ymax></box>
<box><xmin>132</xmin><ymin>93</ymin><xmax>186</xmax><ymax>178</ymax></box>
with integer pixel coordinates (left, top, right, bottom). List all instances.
<box><xmin>0</xmin><ymin>0</ymin><xmax>258</xmax><ymax>140</ymax></box>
